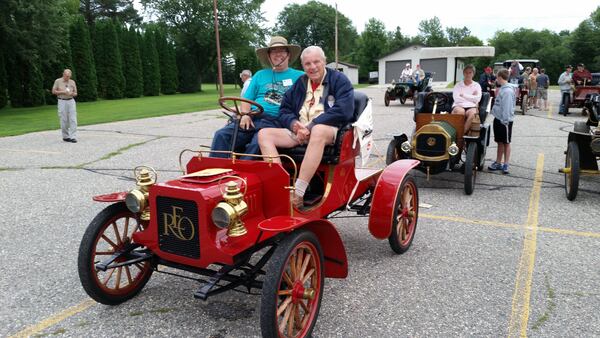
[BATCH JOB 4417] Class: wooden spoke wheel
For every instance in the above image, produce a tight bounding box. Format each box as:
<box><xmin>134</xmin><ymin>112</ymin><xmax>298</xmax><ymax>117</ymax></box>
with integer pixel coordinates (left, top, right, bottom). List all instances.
<box><xmin>388</xmin><ymin>175</ymin><xmax>419</xmax><ymax>254</ymax></box>
<box><xmin>78</xmin><ymin>203</ymin><xmax>153</xmax><ymax>305</ymax></box>
<box><xmin>464</xmin><ymin>142</ymin><xmax>478</xmax><ymax>195</ymax></box>
<box><xmin>521</xmin><ymin>94</ymin><xmax>528</xmax><ymax>115</ymax></box>
<box><xmin>261</xmin><ymin>230</ymin><xmax>324</xmax><ymax>338</ymax></box>
<box><xmin>384</xmin><ymin>92</ymin><xmax>390</xmax><ymax>106</ymax></box>
<box><xmin>386</xmin><ymin>138</ymin><xmax>401</xmax><ymax>165</ymax></box>
<box><xmin>564</xmin><ymin>141</ymin><xmax>580</xmax><ymax>201</ymax></box>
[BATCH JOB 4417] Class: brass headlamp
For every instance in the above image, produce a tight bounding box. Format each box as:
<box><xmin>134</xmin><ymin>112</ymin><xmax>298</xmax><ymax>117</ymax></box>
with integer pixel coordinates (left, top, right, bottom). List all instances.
<box><xmin>125</xmin><ymin>167</ymin><xmax>156</xmax><ymax>221</ymax></box>
<box><xmin>211</xmin><ymin>181</ymin><xmax>248</xmax><ymax>237</ymax></box>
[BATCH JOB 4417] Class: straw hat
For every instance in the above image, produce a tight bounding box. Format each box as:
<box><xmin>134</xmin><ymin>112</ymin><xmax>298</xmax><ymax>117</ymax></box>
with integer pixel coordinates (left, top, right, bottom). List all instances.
<box><xmin>255</xmin><ymin>36</ymin><xmax>301</xmax><ymax>66</ymax></box>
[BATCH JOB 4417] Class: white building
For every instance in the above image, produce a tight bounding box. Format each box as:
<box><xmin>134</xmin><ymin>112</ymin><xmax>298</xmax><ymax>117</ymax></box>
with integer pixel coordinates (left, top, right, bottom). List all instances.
<box><xmin>377</xmin><ymin>45</ymin><xmax>495</xmax><ymax>85</ymax></box>
<box><xmin>327</xmin><ymin>61</ymin><xmax>359</xmax><ymax>85</ymax></box>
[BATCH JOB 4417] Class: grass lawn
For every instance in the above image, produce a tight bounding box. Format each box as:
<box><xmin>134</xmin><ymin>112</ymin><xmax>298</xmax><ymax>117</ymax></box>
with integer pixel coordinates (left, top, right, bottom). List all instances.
<box><xmin>0</xmin><ymin>83</ymin><xmax>374</xmax><ymax>137</ymax></box>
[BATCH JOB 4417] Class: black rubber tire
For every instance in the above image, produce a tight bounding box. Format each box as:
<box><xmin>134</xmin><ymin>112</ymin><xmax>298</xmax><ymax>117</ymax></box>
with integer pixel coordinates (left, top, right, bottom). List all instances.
<box><xmin>78</xmin><ymin>203</ymin><xmax>153</xmax><ymax>305</ymax></box>
<box><xmin>565</xmin><ymin>141</ymin><xmax>580</xmax><ymax>201</ymax></box>
<box><xmin>260</xmin><ymin>230</ymin><xmax>324</xmax><ymax>338</ymax></box>
<box><xmin>384</xmin><ymin>92</ymin><xmax>390</xmax><ymax>106</ymax></box>
<box><xmin>388</xmin><ymin>175</ymin><xmax>419</xmax><ymax>254</ymax></box>
<box><xmin>573</xmin><ymin>121</ymin><xmax>590</xmax><ymax>133</ymax></box>
<box><xmin>386</xmin><ymin>138</ymin><xmax>401</xmax><ymax>165</ymax></box>
<box><xmin>400</xmin><ymin>95</ymin><xmax>406</xmax><ymax>104</ymax></box>
<box><xmin>477</xmin><ymin>140</ymin><xmax>487</xmax><ymax>171</ymax></box>
<box><xmin>464</xmin><ymin>142</ymin><xmax>478</xmax><ymax>195</ymax></box>
<box><xmin>521</xmin><ymin>94</ymin><xmax>528</xmax><ymax>115</ymax></box>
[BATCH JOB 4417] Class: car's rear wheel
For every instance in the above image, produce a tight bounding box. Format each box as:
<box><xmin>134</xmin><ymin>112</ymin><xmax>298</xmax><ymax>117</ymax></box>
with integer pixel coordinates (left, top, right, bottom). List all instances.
<box><xmin>384</xmin><ymin>92</ymin><xmax>390</xmax><ymax>106</ymax></box>
<box><xmin>464</xmin><ymin>142</ymin><xmax>478</xmax><ymax>195</ymax></box>
<box><xmin>521</xmin><ymin>94</ymin><xmax>528</xmax><ymax>115</ymax></box>
<box><xmin>388</xmin><ymin>175</ymin><xmax>418</xmax><ymax>254</ymax></box>
<box><xmin>261</xmin><ymin>230</ymin><xmax>324</xmax><ymax>338</ymax></box>
<box><xmin>386</xmin><ymin>138</ymin><xmax>401</xmax><ymax>165</ymax></box>
<box><xmin>564</xmin><ymin>141</ymin><xmax>580</xmax><ymax>201</ymax></box>
<box><xmin>400</xmin><ymin>95</ymin><xmax>406</xmax><ymax>104</ymax></box>
<box><xmin>78</xmin><ymin>203</ymin><xmax>153</xmax><ymax>305</ymax></box>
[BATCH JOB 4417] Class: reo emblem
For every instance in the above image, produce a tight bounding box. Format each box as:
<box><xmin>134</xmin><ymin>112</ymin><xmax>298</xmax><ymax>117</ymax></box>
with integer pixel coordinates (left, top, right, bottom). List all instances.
<box><xmin>426</xmin><ymin>137</ymin><xmax>437</xmax><ymax>147</ymax></box>
<box><xmin>162</xmin><ymin>206</ymin><xmax>195</xmax><ymax>241</ymax></box>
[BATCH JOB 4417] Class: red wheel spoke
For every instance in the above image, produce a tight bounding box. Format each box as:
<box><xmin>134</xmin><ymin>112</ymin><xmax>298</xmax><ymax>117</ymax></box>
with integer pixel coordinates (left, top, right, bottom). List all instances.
<box><xmin>277</xmin><ymin>296</ymin><xmax>292</xmax><ymax>316</ymax></box>
<box><xmin>115</xmin><ymin>267</ymin><xmax>123</xmax><ymax>290</ymax></box>
<box><xmin>279</xmin><ymin>302</ymin><xmax>293</xmax><ymax>333</ymax></box>
<box><xmin>134</xmin><ymin>263</ymin><xmax>145</xmax><ymax>271</ymax></box>
<box><xmin>296</xmin><ymin>249</ymin><xmax>304</xmax><ymax>279</ymax></box>
<box><xmin>112</xmin><ymin>222</ymin><xmax>123</xmax><ymax>245</ymax></box>
<box><xmin>125</xmin><ymin>266</ymin><xmax>133</xmax><ymax>285</ymax></box>
<box><xmin>287</xmin><ymin>304</ymin><xmax>295</xmax><ymax>337</ymax></box>
<box><xmin>300</xmin><ymin>253</ymin><xmax>311</xmax><ymax>279</ymax></box>
<box><xmin>283</xmin><ymin>272</ymin><xmax>294</xmax><ymax>287</ymax></box>
<box><xmin>101</xmin><ymin>235</ymin><xmax>118</xmax><ymax>249</ymax></box>
<box><xmin>302</xmin><ymin>268</ymin><xmax>315</xmax><ymax>284</ymax></box>
<box><xmin>299</xmin><ymin>299</ymin><xmax>309</xmax><ymax>313</ymax></box>
<box><xmin>102</xmin><ymin>268</ymin><xmax>115</xmax><ymax>286</ymax></box>
<box><xmin>278</xmin><ymin>289</ymin><xmax>293</xmax><ymax>296</ymax></box>
<box><xmin>294</xmin><ymin>303</ymin><xmax>303</xmax><ymax>329</ymax></box>
<box><xmin>401</xmin><ymin>219</ymin><xmax>408</xmax><ymax>241</ymax></box>
<box><xmin>123</xmin><ymin>217</ymin><xmax>130</xmax><ymax>242</ymax></box>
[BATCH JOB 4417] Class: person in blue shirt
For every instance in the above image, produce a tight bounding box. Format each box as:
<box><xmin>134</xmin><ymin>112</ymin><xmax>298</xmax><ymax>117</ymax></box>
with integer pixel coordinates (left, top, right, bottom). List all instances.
<box><xmin>210</xmin><ymin>36</ymin><xmax>304</xmax><ymax>158</ymax></box>
<box><xmin>258</xmin><ymin>46</ymin><xmax>354</xmax><ymax>208</ymax></box>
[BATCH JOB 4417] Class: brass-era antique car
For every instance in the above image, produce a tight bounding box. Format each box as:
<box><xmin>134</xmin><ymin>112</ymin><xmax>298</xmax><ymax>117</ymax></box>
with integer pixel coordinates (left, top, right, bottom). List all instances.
<box><xmin>78</xmin><ymin>93</ymin><xmax>420</xmax><ymax>338</ymax></box>
<box><xmin>386</xmin><ymin>91</ymin><xmax>491</xmax><ymax>195</ymax></box>
<box><xmin>560</xmin><ymin>93</ymin><xmax>600</xmax><ymax>200</ymax></box>
<box><xmin>559</xmin><ymin>83</ymin><xmax>600</xmax><ymax>116</ymax></box>
<box><xmin>384</xmin><ymin>72</ymin><xmax>433</xmax><ymax>106</ymax></box>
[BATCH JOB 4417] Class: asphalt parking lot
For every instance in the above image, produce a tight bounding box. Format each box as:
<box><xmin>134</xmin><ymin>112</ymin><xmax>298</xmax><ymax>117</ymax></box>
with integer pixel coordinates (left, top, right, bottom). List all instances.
<box><xmin>1</xmin><ymin>87</ymin><xmax>599</xmax><ymax>337</ymax></box>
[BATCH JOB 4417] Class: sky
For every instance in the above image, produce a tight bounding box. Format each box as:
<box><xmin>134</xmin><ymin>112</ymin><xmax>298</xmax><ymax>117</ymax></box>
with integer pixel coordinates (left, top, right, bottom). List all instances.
<box><xmin>260</xmin><ymin>0</ymin><xmax>599</xmax><ymax>43</ymax></box>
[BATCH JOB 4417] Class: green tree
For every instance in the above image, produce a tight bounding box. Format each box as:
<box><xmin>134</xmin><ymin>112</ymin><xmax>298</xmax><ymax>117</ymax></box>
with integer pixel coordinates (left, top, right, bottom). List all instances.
<box><xmin>446</xmin><ymin>26</ymin><xmax>483</xmax><ymax>46</ymax></box>
<box><xmin>69</xmin><ymin>15</ymin><xmax>98</xmax><ymax>101</ymax></box>
<box><xmin>569</xmin><ymin>20</ymin><xmax>597</xmax><ymax>69</ymax></box>
<box><xmin>142</xmin><ymin>0</ymin><xmax>266</xmax><ymax>91</ymax></box>
<box><xmin>93</xmin><ymin>19</ymin><xmax>125</xmax><ymax>99</ymax></box>
<box><xmin>7</xmin><ymin>56</ymin><xmax>45</xmax><ymax>107</ymax></box>
<box><xmin>418</xmin><ymin>17</ymin><xmax>448</xmax><ymax>47</ymax></box>
<box><xmin>355</xmin><ymin>18</ymin><xmax>389</xmax><ymax>79</ymax></box>
<box><xmin>0</xmin><ymin>52</ymin><xmax>6</xmax><ymax>109</ymax></box>
<box><xmin>80</xmin><ymin>0</ymin><xmax>141</xmax><ymax>26</ymax></box>
<box><xmin>120</xmin><ymin>26</ymin><xmax>143</xmax><ymax>97</ymax></box>
<box><xmin>176</xmin><ymin>47</ymin><xmax>200</xmax><ymax>93</ymax></box>
<box><xmin>155</xmin><ymin>28</ymin><xmax>178</xmax><ymax>95</ymax></box>
<box><xmin>276</xmin><ymin>1</ymin><xmax>358</xmax><ymax>62</ymax></box>
<box><xmin>141</xmin><ymin>27</ymin><xmax>160</xmax><ymax>96</ymax></box>
<box><xmin>388</xmin><ymin>26</ymin><xmax>410</xmax><ymax>53</ymax></box>
<box><xmin>234</xmin><ymin>45</ymin><xmax>261</xmax><ymax>87</ymax></box>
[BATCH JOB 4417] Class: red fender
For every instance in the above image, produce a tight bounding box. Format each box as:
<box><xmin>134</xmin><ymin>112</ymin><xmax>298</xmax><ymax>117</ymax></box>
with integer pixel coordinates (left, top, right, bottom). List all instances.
<box><xmin>259</xmin><ymin>216</ymin><xmax>348</xmax><ymax>279</ymax></box>
<box><xmin>368</xmin><ymin>159</ymin><xmax>419</xmax><ymax>239</ymax></box>
<box><xmin>92</xmin><ymin>191</ymin><xmax>127</xmax><ymax>202</ymax></box>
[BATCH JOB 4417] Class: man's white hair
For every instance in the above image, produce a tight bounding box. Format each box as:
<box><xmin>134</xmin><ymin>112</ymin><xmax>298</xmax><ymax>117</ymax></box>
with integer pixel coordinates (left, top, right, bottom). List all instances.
<box><xmin>240</xmin><ymin>69</ymin><xmax>252</xmax><ymax>77</ymax></box>
<box><xmin>300</xmin><ymin>46</ymin><xmax>326</xmax><ymax>63</ymax></box>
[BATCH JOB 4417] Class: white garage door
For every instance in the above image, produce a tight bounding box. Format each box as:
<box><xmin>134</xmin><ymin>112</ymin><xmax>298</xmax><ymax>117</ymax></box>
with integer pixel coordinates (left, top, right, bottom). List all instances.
<box><xmin>385</xmin><ymin>60</ymin><xmax>411</xmax><ymax>83</ymax></box>
<box><xmin>419</xmin><ymin>58</ymin><xmax>447</xmax><ymax>82</ymax></box>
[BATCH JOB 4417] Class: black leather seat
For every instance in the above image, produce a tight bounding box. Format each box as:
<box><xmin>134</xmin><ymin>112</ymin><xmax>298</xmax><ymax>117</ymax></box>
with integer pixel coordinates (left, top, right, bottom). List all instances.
<box><xmin>414</xmin><ymin>91</ymin><xmax>490</xmax><ymax>122</ymax></box>
<box><xmin>280</xmin><ymin>91</ymin><xmax>369</xmax><ymax>165</ymax></box>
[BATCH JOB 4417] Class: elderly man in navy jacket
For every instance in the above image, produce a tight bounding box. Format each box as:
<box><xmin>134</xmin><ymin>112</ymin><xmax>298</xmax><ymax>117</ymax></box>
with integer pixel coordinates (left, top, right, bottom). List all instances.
<box><xmin>258</xmin><ymin>45</ymin><xmax>354</xmax><ymax>207</ymax></box>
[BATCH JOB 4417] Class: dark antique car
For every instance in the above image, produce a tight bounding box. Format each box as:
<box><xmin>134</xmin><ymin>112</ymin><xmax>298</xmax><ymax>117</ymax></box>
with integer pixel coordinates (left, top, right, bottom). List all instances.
<box><xmin>559</xmin><ymin>81</ymin><xmax>600</xmax><ymax>116</ymax></box>
<box><xmin>384</xmin><ymin>72</ymin><xmax>433</xmax><ymax>106</ymax></box>
<box><xmin>78</xmin><ymin>94</ymin><xmax>420</xmax><ymax>337</ymax></box>
<box><xmin>386</xmin><ymin>91</ymin><xmax>491</xmax><ymax>195</ymax></box>
<box><xmin>560</xmin><ymin>93</ymin><xmax>600</xmax><ymax>200</ymax></box>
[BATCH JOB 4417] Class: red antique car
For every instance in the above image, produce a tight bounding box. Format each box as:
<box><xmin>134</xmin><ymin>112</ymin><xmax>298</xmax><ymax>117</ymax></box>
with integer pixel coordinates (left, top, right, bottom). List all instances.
<box><xmin>78</xmin><ymin>94</ymin><xmax>419</xmax><ymax>337</ymax></box>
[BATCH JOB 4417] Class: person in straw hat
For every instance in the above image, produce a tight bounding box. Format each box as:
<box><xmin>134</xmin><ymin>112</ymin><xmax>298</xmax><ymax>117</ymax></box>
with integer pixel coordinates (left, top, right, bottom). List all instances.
<box><xmin>211</xmin><ymin>36</ymin><xmax>304</xmax><ymax>158</ymax></box>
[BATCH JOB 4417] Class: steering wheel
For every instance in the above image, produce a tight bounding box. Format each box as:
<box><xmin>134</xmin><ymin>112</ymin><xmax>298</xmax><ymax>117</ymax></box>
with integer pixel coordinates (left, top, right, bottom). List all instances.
<box><xmin>218</xmin><ymin>96</ymin><xmax>264</xmax><ymax>119</ymax></box>
<box><xmin>425</xmin><ymin>92</ymin><xmax>450</xmax><ymax>113</ymax></box>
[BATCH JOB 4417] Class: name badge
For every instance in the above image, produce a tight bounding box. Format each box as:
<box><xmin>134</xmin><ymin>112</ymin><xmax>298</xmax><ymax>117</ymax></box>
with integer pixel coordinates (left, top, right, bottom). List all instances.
<box><xmin>282</xmin><ymin>79</ymin><xmax>293</xmax><ymax>87</ymax></box>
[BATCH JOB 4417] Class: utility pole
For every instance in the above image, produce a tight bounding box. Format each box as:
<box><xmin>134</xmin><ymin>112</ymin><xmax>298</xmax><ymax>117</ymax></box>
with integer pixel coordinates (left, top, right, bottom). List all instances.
<box><xmin>213</xmin><ymin>0</ymin><xmax>224</xmax><ymax>98</ymax></box>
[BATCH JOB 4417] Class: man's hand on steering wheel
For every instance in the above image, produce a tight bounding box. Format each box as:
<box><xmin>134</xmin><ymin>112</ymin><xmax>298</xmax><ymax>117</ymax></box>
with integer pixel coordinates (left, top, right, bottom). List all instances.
<box><xmin>240</xmin><ymin>115</ymin><xmax>254</xmax><ymax>130</ymax></box>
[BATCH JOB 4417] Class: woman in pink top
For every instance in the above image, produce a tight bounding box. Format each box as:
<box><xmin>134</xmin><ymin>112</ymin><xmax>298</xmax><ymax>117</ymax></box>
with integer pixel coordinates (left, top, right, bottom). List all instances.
<box><xmin>452</xmin><ymin>64</ymin><xmax>482</xmax><ymax>135</ymax></box>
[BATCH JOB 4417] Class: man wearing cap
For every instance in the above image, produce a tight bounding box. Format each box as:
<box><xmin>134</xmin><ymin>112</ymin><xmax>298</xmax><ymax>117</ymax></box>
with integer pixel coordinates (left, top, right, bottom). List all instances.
<box><xmin>52</xmin><ymin>69</ymin><xmax>78</xmax><ymax>143</ymax></box>
<box><xmin>210</xmin><ymin>36</ymin><xmax>304</xmax><ymax>158</ymax></box>
<box><xmin>400</xmin><ymin>63</ymin><xmax>412</xmax><ymax>82</ymax></box>
<box><xmin>558</xmin><ymin>65</ymin><xmax>573</xmax><ymax>115</ymax></box>
<box><xmin>258</xmin><ymin>45</ymin><xmax>354</xmax><ymax>208</ymax></box>
<box><xmin>479</xmin><ymin>66</ymin><xmax>496</xmax><ymax>93</ymax></box>
<box><xmin>572</xmin><ymin>63</ymin><xmax>592</xmax><ymax>86</ymax></box>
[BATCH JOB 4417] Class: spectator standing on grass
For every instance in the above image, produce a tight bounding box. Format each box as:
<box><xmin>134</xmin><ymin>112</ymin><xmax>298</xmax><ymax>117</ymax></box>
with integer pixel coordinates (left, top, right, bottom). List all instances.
<box><xmin>536</xmin><ymin>68</ymin><xmax>550</xmax><ymax>111</ymax></box>
<box><xmin>52</xmin><ymin>69</ymin><xmax>78</xmax><ymax>143</ymax></box>
<box><xmin>239</xmin><ymin>69</ymin><xmax>252</xmax><ymax>96</ymax></box>
<box><xmin>488</xmin><ymin>69</ymin><xmax>515</xmax><ymax>175</ymax></box>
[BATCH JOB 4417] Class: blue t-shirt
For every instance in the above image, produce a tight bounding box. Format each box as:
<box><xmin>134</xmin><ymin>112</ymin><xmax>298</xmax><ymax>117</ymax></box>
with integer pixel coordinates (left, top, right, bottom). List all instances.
<box><xmin>243</xmin><ymin>68</ymin><xmax>304</xmax><ymax>118</ymax></box>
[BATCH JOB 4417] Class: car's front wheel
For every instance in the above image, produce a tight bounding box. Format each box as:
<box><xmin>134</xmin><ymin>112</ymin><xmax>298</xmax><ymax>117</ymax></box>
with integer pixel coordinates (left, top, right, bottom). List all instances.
<box><xmin>260</xmin><ymin>230</ymin><xmax>324</xmax><ymax>338</ymax></box>
<box><xmin>564</xmin><ymin>141</ymin><xmax>580</xmax><ymax>201</ymax></box>
<box><xmin>384</xmin><ymin>92</ymin><xmax>390</xmax><ymax>106</ymax></box>
<box><xmin>464</xmin><ymin>142</ymin><xmax>478</xmax><ymax>195</ymax></box>
<box><xmin>78</xmin><ymin>203</ymin><xmax>153</xmax><ymax>305</ymax></box>
<box><xmin>388</xmin><ymin>175</ymin><xmax>418</xmax><ymax>254</ymax></box>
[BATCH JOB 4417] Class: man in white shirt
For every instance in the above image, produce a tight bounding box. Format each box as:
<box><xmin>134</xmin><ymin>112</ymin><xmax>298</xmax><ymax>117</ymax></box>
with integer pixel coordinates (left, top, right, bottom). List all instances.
<box><xmin>239</xmin><ymin>69</ymin><xmax>252</xmax><ymax>96</ymax></box>
<box><xmin>400</xmin><ymin>63</ymin><xmax>412</xmax><ymax>82</ymax></box>
<box><xmin>451</xmin><ymin>64</ymin><xmax>482</xmax><ymax>135</ymax></box>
